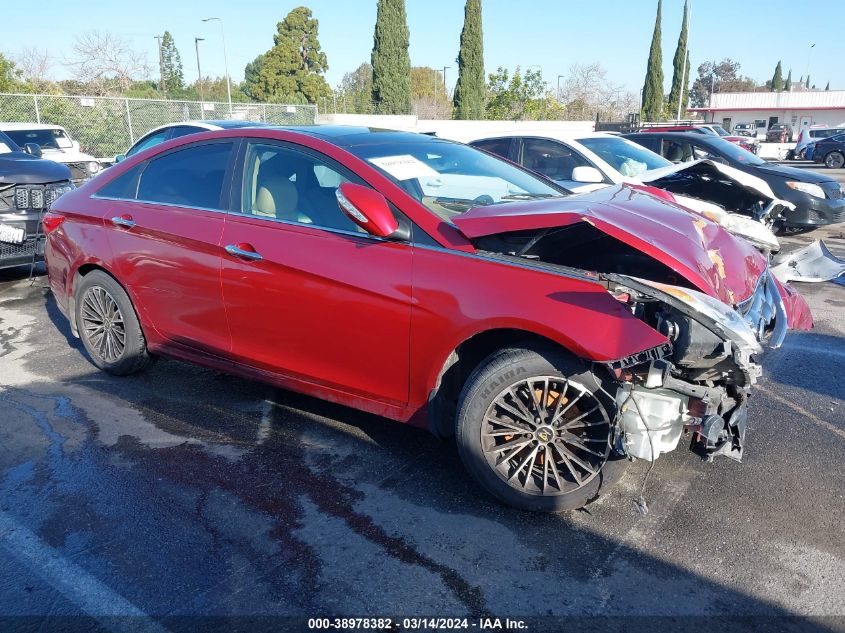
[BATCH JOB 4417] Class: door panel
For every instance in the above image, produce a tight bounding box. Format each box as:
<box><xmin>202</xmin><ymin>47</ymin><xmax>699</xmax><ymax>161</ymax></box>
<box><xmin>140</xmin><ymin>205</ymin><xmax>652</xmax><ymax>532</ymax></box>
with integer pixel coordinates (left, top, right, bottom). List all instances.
<box><xmin>107</xmin><ymin>202</ymin><xmax>230</xmax><ymax>355</ymax></box>
<box><xmin>220</xmin><ymin>217</ymin><xmax>413</xmax><ymax>404</ymax></box>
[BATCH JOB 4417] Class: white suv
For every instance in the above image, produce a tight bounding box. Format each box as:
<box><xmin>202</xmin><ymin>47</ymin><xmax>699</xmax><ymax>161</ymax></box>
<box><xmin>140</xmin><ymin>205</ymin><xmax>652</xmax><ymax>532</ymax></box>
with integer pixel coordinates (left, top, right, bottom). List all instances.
<box><xmin>0</xmin><ymin>123</ymin><xmax>101</xmax><ymax>185</ymax></box>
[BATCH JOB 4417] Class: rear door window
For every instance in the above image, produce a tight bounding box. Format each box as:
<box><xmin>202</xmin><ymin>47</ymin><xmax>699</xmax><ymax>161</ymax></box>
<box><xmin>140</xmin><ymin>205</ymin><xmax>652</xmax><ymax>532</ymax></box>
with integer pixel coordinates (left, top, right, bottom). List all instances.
<box><xmin>137</xmin><ymin>142</ymin><xmax>234</xmax><ymax>210</ymax></box>
<box><xmin>471</xmin><ymin>137</ymin><xmax>513</xmax><ymax>160</ymax></box>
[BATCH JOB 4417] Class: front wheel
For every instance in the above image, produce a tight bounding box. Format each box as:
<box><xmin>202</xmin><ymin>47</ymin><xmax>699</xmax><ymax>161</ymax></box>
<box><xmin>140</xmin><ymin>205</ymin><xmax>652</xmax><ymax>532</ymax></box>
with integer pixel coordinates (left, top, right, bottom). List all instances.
<box><xmin>455</xmin><ymin>345</ymin><xmax>626</xmax><ymax>512</ymax></box>
<box><xmin>74</xmin><ymin>270</ymin><xmax>151</xmax><ymax>375</ymax></box>
<box><xmin>824</xmin><ymin>151</ymin><xmax>845</xmax><ymax>169</ymax></box>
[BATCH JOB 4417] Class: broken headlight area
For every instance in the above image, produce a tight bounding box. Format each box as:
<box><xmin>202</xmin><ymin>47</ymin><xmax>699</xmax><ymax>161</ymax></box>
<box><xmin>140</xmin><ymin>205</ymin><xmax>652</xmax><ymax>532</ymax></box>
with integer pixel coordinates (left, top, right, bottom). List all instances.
<box><xmin>602</xmin><ymin>273</ymin><xmax>784</xmax><ymax>463</ymax></box>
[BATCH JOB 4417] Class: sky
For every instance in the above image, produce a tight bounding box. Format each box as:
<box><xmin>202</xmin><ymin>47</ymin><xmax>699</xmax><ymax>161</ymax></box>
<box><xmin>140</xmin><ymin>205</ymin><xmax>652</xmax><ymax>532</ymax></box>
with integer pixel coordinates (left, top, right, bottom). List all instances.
<box><xmin>2</xmin><ymin>0</ymin><xmax>844</xmax><ymax>95</ymax></box>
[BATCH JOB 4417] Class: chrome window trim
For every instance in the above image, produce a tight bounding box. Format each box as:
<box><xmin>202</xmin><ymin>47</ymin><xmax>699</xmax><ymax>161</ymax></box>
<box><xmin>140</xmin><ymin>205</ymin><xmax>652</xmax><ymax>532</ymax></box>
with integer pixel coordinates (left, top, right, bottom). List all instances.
<box><xmin>90</xmin><ymin>194</ymin><xmax>230</xmax><ymax>215</ymax></box>
<box><xmin>226</xmin><ymin>210</ymin><xmax>390</xmax><ymax>243</ymax></box>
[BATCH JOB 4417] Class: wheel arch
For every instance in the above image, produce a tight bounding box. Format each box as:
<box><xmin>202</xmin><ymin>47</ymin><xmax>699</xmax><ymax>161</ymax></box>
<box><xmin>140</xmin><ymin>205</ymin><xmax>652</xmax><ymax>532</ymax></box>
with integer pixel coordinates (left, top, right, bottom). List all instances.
<box><xmin>426</xmin><ymin>327</ymin><xmax>601</xmax><ymax>438</ymax></box>
<box><xmin>68</xmin><ymin>263</ymin><xmax>128</xmax><ymax>338</ymax></box>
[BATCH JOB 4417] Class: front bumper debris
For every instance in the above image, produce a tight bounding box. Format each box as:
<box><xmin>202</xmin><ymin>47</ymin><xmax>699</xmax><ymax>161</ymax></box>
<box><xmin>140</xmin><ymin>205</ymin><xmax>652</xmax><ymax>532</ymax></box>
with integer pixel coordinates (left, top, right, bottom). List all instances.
<box><xmin>771</xmin><ymin>240</ymin><xmax>845</xmax><ymax>284</ymax></box>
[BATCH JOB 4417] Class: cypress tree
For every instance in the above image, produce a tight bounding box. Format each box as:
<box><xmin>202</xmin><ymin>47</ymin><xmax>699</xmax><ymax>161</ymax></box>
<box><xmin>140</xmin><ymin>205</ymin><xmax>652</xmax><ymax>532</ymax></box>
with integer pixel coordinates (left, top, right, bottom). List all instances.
<box><xmin>825</xmin><ymin>82</ymin><xmax>830</xmax><ymax>91</ymax></box>
<box><xmin>771</xmin><ymin>61</ymin><xmax>783</xmax><ymax>91</ymax></box>
<box><xmin>805</xmin><ymin>75</ymin><xmax>810</xmax><ymax>89</ymax></box>
<box><xmin>641</xmin><ymin>0</ymin><xmax>664</xmax><ymax>121</ymax></box>
<box><xmin>371</xmin><ymin>0</ymin><xmax>411</xmax><ymax>114</ymax></box>
<box><xmin>667</xmin><ymin>0</ymin><xmax>690</xmax><ymax>119</ymax></box>
<box><xmin>161</xmin><ymin>31</ymin><xmax>185</xmax><ymax>96</ymax></box>
<box><xmin>453</xmin><ymin>0</ymin><xmax>485</xmax><ymax>120</ymax></box>
<box><xmin>784</xmin><ymin>69</ymin><xmax>792</xmax><ymax>91</ymax></box>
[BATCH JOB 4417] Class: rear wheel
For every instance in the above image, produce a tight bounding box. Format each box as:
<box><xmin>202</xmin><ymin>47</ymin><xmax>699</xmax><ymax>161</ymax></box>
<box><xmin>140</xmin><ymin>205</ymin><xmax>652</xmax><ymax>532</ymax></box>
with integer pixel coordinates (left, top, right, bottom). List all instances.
<box><xmin>824</xmin><ymin>151</ymin><xmax>845</xmax><ymax>169</ymax></box>
<box><xmin>455</xmin><ymin>345</ymin><xmax>625</xmax><ymax>512</ymax></box>
<box><xmin>74</xmin><ymin>270</ymin><xmax>151</xmax><ymax>375</ymax></box>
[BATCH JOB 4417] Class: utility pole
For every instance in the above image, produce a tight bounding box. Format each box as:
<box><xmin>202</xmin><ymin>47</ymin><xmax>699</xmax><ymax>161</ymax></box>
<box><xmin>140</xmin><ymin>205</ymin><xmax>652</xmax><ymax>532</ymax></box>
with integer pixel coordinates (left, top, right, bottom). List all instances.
<box><xmin>557</xmin><ymin>74</ymin><xmax>564</xmax><ymax>102</ymax></box>
<box><xmin>194</xmin><ymin>38</ymin><xmax>206</xmax><ymax>111</ymax></box>
<box><xmin>202</xmin><ymin>17</ymin><xmax>232</xmax><ymax>115</ymax></box>
<box><xmin>442</xmin><ymin>66</ymin><xmax>451</xmax><ymax>100</ymax></box>
<box><xmin>154</xmin><ymin>35</ymin><xmax>165</xmax><ymax>93</ymax></box>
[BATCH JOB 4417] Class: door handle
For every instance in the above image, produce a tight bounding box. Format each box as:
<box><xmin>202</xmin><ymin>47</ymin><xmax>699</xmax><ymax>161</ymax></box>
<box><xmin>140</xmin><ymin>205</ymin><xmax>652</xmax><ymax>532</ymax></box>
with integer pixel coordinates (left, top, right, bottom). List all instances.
<box><xmin>111</xmin><ymin>215</ymin><xmax>136</xmax><ymax>228</ymax></box>
<box><xmin>225</xmin><ymin>244</ymin><xmax>263</xmax><ymax>261</ymax></box>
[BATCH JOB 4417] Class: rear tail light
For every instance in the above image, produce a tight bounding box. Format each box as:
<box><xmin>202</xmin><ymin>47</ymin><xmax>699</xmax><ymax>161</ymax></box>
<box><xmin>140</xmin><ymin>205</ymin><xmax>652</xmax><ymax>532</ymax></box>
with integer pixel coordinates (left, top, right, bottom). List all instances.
<box><xmin>42</xmin><ymin>212</ymin><xmax>66</xmax><ymax>234</ymax></box>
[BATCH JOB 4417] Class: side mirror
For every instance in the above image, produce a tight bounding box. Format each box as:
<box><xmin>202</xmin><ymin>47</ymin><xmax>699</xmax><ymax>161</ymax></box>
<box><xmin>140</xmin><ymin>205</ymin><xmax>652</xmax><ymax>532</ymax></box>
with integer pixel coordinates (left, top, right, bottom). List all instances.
<box><xmin>23</xmin><ymin>143</ymin><xmax>42</xmax><ymax>158</ymax></box>
<box><xmin>571</xmin><ymin>165</ymin><xmax>604</xmax><ymax>183</ymax></box>
<box><xmin>114</xmin><ymin>154</ymin><xmax>126</xmax><ymax>163</ymax></box>
<box><xmin>336</xmin><ymin>182</ymin><xmax>407</xmax><ymax>239</ymax></box>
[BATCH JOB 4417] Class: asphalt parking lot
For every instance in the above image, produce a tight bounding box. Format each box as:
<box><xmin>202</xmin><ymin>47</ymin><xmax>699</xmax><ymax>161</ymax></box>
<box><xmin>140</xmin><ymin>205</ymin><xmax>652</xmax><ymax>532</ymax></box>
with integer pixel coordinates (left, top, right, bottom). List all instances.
<box><xmin>0</xmin><ymin>165</ymin><xmax>843</xmax><ymax>632</ymax></box>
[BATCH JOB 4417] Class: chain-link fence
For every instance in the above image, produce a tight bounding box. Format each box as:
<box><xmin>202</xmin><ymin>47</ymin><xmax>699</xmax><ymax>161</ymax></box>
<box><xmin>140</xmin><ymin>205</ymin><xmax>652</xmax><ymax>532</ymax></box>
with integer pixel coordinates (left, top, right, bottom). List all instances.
<box><xmin>0</xmin><ymin>93</ymin><xmax>318</xmax><ymax>159</ymax></box>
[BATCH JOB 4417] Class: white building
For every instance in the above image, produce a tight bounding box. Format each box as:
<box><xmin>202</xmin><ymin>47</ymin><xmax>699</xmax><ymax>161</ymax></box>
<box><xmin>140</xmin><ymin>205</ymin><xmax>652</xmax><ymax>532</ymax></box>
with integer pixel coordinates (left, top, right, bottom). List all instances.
<box><xmin>689</xmin><ymin>90</ymin><xmax>845</xmax><ymax>134</ymax></box>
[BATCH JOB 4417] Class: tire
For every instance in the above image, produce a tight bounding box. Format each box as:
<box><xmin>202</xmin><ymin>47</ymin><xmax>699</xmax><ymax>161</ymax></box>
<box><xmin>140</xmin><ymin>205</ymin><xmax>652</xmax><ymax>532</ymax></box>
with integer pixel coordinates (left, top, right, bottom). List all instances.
<box><xmin>74</xmin><ymin>270</ymin><xmax>151</xmax><ymax>376</ymax></box>
<box><xmin>824</xmin><ymin>151</ymin><xmax>845</xmax><ymax>169</ymax></box>
<box><xmin>455</xmin><ymin>344</ymin><xmax>626</xmax><ymax>512</ymax></box>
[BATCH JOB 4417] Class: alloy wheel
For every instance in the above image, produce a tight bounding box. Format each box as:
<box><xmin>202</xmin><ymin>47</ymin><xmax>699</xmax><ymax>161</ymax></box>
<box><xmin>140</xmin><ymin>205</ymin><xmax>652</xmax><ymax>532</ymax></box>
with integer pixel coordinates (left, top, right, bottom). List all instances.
<box><xmin>480</xmin><ymin>376</ymin><xmax>611</xmax><ymax>496</ymax></box>
<box><xmin>825</xmin><ymin>152</ymin><xmax>844</xmax><ymax>169</ymax></box>
<box><xmin>80</xmin><ymin>286</ymin><xmax>126</xmax><ymax>363</ymax></box>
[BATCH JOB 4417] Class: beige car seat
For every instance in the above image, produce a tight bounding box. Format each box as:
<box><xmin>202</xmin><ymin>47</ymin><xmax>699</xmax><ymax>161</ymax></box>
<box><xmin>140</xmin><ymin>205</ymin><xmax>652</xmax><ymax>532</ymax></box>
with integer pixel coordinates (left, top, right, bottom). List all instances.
<box><xmin>251</xmin><ymin>156</ymin><xmax>313</xmax><ymax>224</ymax></box>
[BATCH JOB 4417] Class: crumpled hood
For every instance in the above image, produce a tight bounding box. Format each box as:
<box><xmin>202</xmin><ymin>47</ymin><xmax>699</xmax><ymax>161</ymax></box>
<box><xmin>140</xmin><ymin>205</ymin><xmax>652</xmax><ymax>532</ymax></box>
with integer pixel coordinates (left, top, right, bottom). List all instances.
<box><xmin>454</xmin><ymin>184</ymin><xmax>769</xmax><ymax>305</ymax></box>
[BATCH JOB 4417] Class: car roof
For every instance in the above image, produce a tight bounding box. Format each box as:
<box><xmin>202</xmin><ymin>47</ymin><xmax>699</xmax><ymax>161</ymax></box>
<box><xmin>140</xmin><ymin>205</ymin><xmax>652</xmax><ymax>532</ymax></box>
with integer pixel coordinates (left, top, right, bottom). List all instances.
<box><xmin>466</xmin><ymin>130</ymin><xmax>612</xmax><ymax>143</ymax></box>
<box><xmin>271</xmin><ymin>125</ymin><xmax>455</xmax><ymax>147</ymax></box>
<box><xmin>0</xmin><ymin>122</ymin><xmax>67</xmax><ymax>131</ymax></box>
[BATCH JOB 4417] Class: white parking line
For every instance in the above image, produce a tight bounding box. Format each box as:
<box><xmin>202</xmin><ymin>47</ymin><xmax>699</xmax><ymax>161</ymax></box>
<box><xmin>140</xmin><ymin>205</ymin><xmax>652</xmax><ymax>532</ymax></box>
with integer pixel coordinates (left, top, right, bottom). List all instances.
<box><xmin>257</xmin><ymin>393</ymin><xmax>274</xmax><ymax>445</ymax></box>
<box><xmin>758</xmin><ymin>386</ymin><xmax>845</xmax><ymax>441</ymax></box>
<box><xmin>0</xmin><ymin>511</ymin><xmax>169</xmax><ymax>633</ymax></box>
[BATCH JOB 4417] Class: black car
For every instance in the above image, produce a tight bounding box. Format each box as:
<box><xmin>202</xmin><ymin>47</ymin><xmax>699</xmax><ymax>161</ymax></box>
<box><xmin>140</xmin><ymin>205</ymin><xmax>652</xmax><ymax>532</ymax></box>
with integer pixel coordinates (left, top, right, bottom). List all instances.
<box><xmin>625</xmin><ymin>131</ymin><xmax>845</xmax><ymax>228</ymax></box>
<box><xmin>0</xmin><ymin>131</ymin><xmax>74</xmax><ymax>270</ymax></box>
<box><xmin>812</xmin><ymin>133</ymin><xmax>845</xmax><ymax>169</ymax></box>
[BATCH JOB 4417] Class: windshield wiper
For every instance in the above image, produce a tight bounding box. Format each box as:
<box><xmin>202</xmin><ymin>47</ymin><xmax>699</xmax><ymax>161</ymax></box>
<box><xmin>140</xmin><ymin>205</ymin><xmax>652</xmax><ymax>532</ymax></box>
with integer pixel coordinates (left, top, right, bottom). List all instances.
<box><xmin>500</xmin><ymin>193</ymin><xmax>561</xmax><ymax>201</ymax></box>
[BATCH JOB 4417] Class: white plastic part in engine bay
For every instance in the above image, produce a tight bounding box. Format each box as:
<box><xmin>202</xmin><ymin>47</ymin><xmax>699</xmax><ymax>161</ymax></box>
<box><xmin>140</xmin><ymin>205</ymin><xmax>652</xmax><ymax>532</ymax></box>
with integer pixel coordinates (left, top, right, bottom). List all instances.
<box><xmin>615</xmin><ymin>384</ymin><xmax>690</xmax><ymax>461</ymax></box>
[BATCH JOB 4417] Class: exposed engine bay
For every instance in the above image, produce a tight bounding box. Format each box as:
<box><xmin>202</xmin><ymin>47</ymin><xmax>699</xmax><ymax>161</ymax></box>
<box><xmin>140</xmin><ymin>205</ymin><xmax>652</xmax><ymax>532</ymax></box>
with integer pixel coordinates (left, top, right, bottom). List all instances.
<box><xmin>477</xmin><ymin>224</ymin><xmax>788</xmax><ymax>463</ymax></box>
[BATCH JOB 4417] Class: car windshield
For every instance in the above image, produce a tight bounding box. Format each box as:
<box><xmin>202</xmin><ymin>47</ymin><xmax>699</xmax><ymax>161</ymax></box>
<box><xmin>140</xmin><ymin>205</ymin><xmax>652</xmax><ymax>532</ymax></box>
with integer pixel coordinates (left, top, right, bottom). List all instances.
<box><xmin>577</xmin><ymin>136</ymin><xmax>671</xmax><ymax>176</ymax></box>
<box><xmin>0</xmin><ymin>131</ymin><xmax>20</xmax><ymax>154</ymax></box>
<box><xmin>347</xmin><ymin>140</ymin><xmax>567</xmax><ymax>220</ymax></box>
<box><xmin>4</xmin><ymin>128</ymin><xmax>73</xmax><ymax>150</ymax></box>
<box><xmin>706</xmin><ymin>136</ymin><xmax>767</xmax><ymax>165</ymax></box>
<box><xmin>710</xmin><ymin>126</ymin><xmax>730</xmax><ymax>136</ymax></box>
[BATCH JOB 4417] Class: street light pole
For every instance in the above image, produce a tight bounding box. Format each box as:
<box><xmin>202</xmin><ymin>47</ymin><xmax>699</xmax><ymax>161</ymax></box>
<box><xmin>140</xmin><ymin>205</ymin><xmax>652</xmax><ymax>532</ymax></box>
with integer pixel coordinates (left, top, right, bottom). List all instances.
<box><xmin>557</xmin><ymin>74</ymin><xmax>564</xmax><ymax>102</ymax></box>
<box><xmin>194</xmin><ymin>38</ymin><xmax>206</xmax><ymax>111</ymax></box>
<box><xmin>442</xmin><ymin>66</ymin><xmax>451</xmax><ymax>100</ymax></box>
<box><xmin>153</xmin><ymin>35</ymin><xmax>165</xmax><ymax>93</ymax></box>
<box><xmin>202</xmin><ymin>17</ymin><xmax>232</xmax><ymax>115</ymax></box>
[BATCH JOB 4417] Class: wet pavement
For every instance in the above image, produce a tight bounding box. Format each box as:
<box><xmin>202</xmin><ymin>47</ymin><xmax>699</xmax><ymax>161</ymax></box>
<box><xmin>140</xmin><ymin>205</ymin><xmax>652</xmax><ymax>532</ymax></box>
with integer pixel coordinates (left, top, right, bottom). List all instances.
<box><xmin>1</xmin><ymin>202</ymin><xmax>844</xmax><ymax>631</ymax></box>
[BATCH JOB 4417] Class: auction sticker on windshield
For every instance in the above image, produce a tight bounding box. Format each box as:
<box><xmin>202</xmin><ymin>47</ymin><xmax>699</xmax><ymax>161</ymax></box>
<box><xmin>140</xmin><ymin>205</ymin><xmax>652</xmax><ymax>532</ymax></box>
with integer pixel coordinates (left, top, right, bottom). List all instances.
<box><xmin>368</xmin><ymin>154</ymin><xmax>439</xmax><ymax>181</ymax></box>
<box><xmin>0</xmin><ymin>224</ymin><xmax>25</xmax><ymax>244</ymax></box>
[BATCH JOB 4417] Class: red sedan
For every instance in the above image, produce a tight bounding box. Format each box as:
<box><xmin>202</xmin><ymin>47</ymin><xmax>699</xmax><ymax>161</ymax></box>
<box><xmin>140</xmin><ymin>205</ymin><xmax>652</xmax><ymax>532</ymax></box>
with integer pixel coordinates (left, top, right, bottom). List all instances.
<box><xmin>43</xmin><ymin>126</ymin><xmax>812</xmax><ymax>512</ymax></box>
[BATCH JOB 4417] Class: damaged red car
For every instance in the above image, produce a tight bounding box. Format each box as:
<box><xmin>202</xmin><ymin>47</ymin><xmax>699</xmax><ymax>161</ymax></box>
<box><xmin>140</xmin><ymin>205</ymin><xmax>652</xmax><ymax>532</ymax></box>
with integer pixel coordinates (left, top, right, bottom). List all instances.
<box><xmin>43</xmin><ymin>127</ymin><xmax>813</xmax><ymax>512</ymax></box>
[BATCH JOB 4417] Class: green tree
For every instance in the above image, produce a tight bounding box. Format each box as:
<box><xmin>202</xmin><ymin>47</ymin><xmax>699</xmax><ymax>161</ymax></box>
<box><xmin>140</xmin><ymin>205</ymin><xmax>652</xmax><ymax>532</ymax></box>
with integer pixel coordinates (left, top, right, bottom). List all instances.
<box><xmin>453</xmin><ymin>0</ymin><xmax>485</xmax><ymax>119</ymax></box>
<box><xmin>666</xmin><ymin>0</ymin><xmax>690</xmax><ymax>119</ymax></box>
<box><xmin>784</xmin><ymin>69</ymin><xmax>792</xmax><ymax>91</ymax></box>
<box><xmin>641</xmin><ymin>0</ymin><xmax>664</xmax><ymax>121</ymax></box>
<box><xmin>805</xmin><ymin>75</ymin><xmax>810</xmax><ymax>89</ymax></box>
<box><xmin>486</xmin><ymin>66</ymin><xmax>562</xmax><ymax>120</ymax></box>
<box><xmin>243</xmin><ymin>7</ymin><xmax>331</xmax><ymax>104</ymax></box>
<box><xmin>337</xmin><ymin>62</ymin><xmax>374</xmax><ymax>113</ymax></box>
<box><xmin>160</xmin><ymin>31</ymin><xmax>184</xmax><ymax>96</ymax></box>
<box><xmin>689</xmin><ymin>59</ymin><xmax>759</xmax><ymax>108</ymax></box>
<box><xmin>0</xmin><ymin>53</ymin><xmax>21</xmax><ymax>92</ymax></box>
<box><xmin>371</xmin><ymin>0</ymin><xmax>411</xmax><ymax>114</ymax></box>
<box><xmin>825</xmin><ymin>82</ymin><xmax>830</xmax><ymax>91</ymax></box>
<box><xmin>410</xmin><ymin>66</ymin><xmax>451</xmax><ymax>117</ymax></box>
<box><xmin>771</xmin><ymin>61</ymin><xmax>783</xmax><ymax>91</ymax></box>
